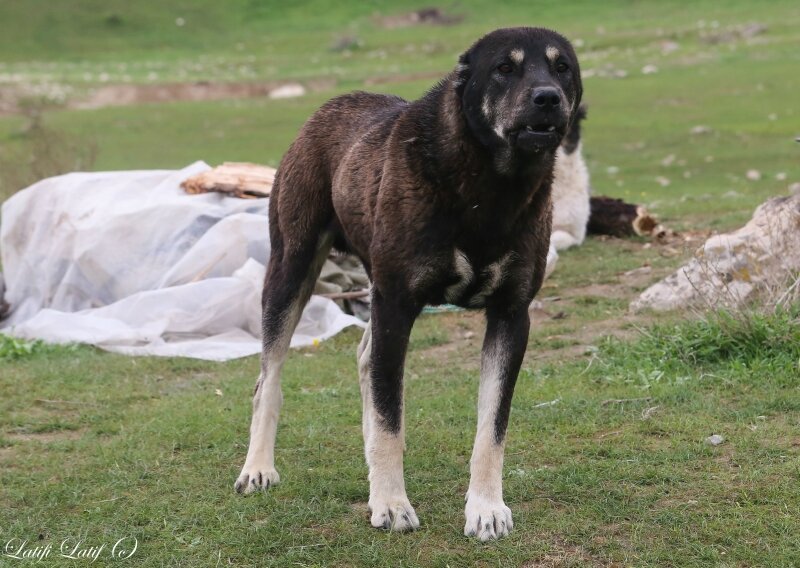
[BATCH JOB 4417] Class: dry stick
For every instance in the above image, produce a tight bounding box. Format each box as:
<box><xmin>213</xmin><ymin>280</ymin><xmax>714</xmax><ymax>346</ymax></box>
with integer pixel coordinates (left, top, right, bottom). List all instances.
<box><xmin>600</xmin><ymin>397</ymin><xmax>652</xmax><ymax>406</ymax></box>
<box><xmin>35</xmin><ymin>398</ymin><xmax>97</xmax><ymax>406</ymax></box>
<box><xmin>641</xmin><ymin>405</ymin><xmax>660</xmax><ymax>420</ymax></box>
<box><xmin>319</xmin><ymin>290</ymin><xmax>370</xmax><ymax>300</ymax></box>
<box><xmin>532</xmin><ymin>398</ymin><xmax>561</xmax><ymax>408</ymax></box>
<box><xmin>775</xmin><ymin>274</ymin><xmax>800</xmax><ymax>308</ymax></box>
<box><xmin>598</xmin><ymin>430</ymin><xmax>623</xmax><ymax>439</ymax></box>
<box><xmin>577</xmin><ymin>353</ymin><xmax>598</xmax><ymax>376</ymax></box>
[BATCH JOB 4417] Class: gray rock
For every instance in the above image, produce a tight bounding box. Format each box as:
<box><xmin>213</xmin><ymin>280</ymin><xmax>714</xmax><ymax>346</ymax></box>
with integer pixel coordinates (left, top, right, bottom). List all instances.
<box><xmin>631</xmin><ymin>194</ymin><xmax>800</xmax><ymax>312</ymax></box>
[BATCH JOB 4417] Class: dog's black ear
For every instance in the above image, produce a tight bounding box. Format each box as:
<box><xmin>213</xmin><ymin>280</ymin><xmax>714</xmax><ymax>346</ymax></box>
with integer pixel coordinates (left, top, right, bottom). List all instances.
<box><xmin>577</xmin><ymin>103</ymin><xmax>588</xmax><ymax>122</ymax></box>
<box><xmin>453</xmin><ymin>51</ymin><xmax>471</xmax><ymax>92</ymax></box>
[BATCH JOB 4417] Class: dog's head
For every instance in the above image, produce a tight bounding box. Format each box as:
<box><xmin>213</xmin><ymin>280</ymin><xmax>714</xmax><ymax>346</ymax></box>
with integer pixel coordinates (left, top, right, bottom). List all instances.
<box><xmin>455</xmin><ymin>27</ymin><xmax>582</xmax><ymax>162</ymax></box>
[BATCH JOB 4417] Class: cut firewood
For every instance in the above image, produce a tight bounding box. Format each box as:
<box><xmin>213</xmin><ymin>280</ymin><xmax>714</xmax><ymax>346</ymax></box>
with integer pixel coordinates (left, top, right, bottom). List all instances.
<box><xmin>319</xmin><ymin>289</ymin><xmax>370</xmax><ymax>301</ymax></box>
<box><xmin>181</xmin><ymin>162</ymin><xmax>276</xmax><ymax>199</ymax></box>
<box><xmin>587</xmin><ymin>196</ymin><xmax>660</xmax><ymax>238</ymax></box>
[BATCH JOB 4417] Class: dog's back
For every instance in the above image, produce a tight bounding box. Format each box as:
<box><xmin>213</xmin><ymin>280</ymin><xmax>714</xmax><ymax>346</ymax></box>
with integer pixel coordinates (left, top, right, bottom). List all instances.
<box><xmin>267</xmin><ymin>92</ymin><xmax>407</xmax><ymax>261</ymax></box>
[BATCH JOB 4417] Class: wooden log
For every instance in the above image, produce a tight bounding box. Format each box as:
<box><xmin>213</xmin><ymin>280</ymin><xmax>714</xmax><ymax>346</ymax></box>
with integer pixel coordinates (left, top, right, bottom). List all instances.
<box><xmin>587</xmin><ymin>196</ymin><xmax>659</xmax><ymax>238</ymax></box>
<box><xmin>181</xmin><ymin>162</ymin><xmax>276</xmax><ymax>198</ymax></box>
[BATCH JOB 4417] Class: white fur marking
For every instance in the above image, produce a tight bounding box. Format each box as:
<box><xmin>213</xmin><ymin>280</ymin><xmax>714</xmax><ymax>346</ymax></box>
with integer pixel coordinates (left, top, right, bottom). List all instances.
<box><xmin>235</xmin><ymin>233</ymin><xmax>333</xmax><ymax>494</ymax></box>
<box><xmin>509</xmin><ymin>49</ymin><xmax>524</xmax><ymax>64</ymax></box>
<box><xmin>464</xmin><ymin>341</ymin><xmax>513</xmax><ymax>540</ymax></box>
<box><xmin>360</xmin><ymin>322</ymin><xmax>419</xmax><ymax>531</ymax></box>
<box><xmin>492</xmin><ymin>91</ymin><xmax>512</xmax><ymax>140</ymax></box>
<box><xmin>358</xmin><ymin>320</ymin><xmax>419</xmax><ymax>531</ymax></box>
<box><xmin>481</xmin><ymin>95</ymin><xmax>492</xmax><ymax>121</ymax></box>
<box><xmin>358</xmin><ymin>321</ymin><xmax>373</xmax><ymax>451</ymax></box>
<box><xmin>468</xmin><ymin>253</ymin><xmax>513</xmax><ymax>307</ymax></box>
<box><xmin>444</xmin><ymin>249</ymin><xmax>474</xmax><ymax>303</ymax></box>
<box><xmin>546</xmin><ymin>45</ymin><xmax>560</xmax><ymax>62</ymax></box>
<box><xmin>366</xmin><ymin>424</ymin><xmax>419</xmax><ymax>531</ymax></box>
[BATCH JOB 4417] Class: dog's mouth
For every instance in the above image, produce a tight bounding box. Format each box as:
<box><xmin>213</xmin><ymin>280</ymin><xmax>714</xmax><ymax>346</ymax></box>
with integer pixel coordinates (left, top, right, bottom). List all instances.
<box><xmin>511</xmin><ymin>122</ymin><xmax>563</xmax><ymax>150</ymax></box>
<box><xmin>524</xmin><ymin>124</ymin><xmax>557</xmax><ymax>134</ymax></box>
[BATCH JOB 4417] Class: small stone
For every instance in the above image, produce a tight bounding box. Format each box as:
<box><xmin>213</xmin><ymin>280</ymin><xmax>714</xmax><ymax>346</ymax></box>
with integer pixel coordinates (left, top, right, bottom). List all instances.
<box><xmin>269</xmin><ymin>83</ymin><xmax>306</xmax><ymax>100</ymax></box>
<box><xmin>691</xmin><ymin>125</ymin><xmax>712</xmax><ymax>135</ymax></box>
<box><xmin>642</xmin><ymin>64</ymin><xmax>659</xmax><ymax>74</ymax></box>
<box><xmin>705</xmin><ymin>434</ymin><xmax>725</xmax><ymax>446</ymax></box>
<box><xmin>660</xmin><ymin>41</ymin><xmax>679</xmax><ymax>54</ymax></box>
<box><xmin>776</xmin><ymin>172</ymin><xmax>787</xmax><ymax>181</ymax></box>
<box><xmin>746</xmin><ymin>169</ymin><xmax>761</xmax><ymax>181</ymax></box>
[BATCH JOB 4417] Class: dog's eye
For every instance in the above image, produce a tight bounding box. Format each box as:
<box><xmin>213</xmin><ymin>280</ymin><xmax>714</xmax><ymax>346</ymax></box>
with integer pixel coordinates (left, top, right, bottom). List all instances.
<box><xmin>497</xmin><ymin>63</ymin><xmax>513</xmax><ymax>74</ymax></box>
<box><xmin>556</xmin><ymin>61</ymin><xmax>569</xmax><ymax>73</ymax></box>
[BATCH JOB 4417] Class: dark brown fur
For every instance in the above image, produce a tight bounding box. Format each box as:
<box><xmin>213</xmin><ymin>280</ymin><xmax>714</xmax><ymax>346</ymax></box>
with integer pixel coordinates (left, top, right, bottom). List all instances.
<box><xmin>238</xmin><ymin>26</ymin><xmax>582</xmax><ymax>537</ymax></box>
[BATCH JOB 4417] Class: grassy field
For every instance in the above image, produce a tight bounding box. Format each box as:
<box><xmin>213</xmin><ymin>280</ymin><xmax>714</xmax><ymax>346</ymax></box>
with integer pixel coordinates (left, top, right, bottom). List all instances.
<box><xmin>1</xmin><ymin>1</ymin><xmax>800</xmax><ymax>566</ymax></box>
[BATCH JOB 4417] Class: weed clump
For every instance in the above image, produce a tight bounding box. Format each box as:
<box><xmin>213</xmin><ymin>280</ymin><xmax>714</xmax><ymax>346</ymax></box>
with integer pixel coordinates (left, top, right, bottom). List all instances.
<box><xmin>0</xmin><ymin>334</ymin><xmax>76</xmax><ymax>360</ymax></box>
<box><xmin>0</xmin><ymin>334</ymin><xmax>45</xmax><ymax>360</ymax></box>
<box><xmin>597</xmin><ymin>304</ymin><xmax>800</xmax><ymax>386</ymax></box>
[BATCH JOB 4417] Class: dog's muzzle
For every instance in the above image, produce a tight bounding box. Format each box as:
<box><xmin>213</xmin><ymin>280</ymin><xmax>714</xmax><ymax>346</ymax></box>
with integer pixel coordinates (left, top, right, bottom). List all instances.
<box><xmin>508</xmin><ymin>86</ymin><xmax>570</xmax><ymax>151</ymax></box>
<box><xmin>510</xmin><ymin>119</ymin><xmax>565</xmax><ymax>151</ymax></box>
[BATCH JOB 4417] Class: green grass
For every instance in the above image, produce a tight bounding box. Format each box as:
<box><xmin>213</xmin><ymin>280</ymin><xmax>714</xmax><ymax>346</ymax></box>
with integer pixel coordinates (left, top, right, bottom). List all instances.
<box><xmin>1</xmin><ymin>310</ymin><xmax>798</xmax><ymax>566</ymax></box>
<box><xmin>2</xmin><ymin>0</ymin><xmax>800</xmax><ymax>565</ymax></box>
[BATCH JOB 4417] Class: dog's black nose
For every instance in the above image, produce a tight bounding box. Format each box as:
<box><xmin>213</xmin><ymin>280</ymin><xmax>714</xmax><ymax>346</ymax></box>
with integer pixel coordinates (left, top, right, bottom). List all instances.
<box><xmin>532</xmin><ymin>87</ymin><xmax>561</xmax><ymax>108</ymax></box>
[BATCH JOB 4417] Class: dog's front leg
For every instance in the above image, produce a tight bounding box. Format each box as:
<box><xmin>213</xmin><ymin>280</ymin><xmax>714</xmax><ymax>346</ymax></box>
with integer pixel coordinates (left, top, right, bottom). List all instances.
<box><xmin>464</xmin><ymin>306</ymin><xmax>529</xmax><ymax>541</ymax></box>
<box><xmin>361</xmin><ymin>289</ymin><xmax>420</xmax><ymax>531</ymax></box>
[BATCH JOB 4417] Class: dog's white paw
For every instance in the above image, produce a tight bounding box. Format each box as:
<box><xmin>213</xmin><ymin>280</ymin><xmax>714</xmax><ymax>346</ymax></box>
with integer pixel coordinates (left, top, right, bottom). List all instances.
<box><xmin>464</xmin><ymin>494</ymin><xmax>513</xmax><ymax>541</ymax></box>
<box><xmin>369</xmin><ymin>497</ymin><xmax>420</xmax><ymax>532</ymax></box>
<box><xmin>234</xmin><ymin>464</ymin><xmax>280</xmax><ymax>494</ymax></box>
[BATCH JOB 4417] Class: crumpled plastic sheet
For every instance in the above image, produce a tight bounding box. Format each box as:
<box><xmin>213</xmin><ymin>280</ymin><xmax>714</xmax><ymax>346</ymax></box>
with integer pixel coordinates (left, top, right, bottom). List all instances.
<box><xmin>0</xmin><ymin>162</ymin><xmax>365</xmax><ymax>361</ymax></box>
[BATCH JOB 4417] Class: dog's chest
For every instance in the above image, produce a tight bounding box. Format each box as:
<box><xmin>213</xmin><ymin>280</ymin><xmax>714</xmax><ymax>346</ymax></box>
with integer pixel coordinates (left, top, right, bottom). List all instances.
<box><xmin>437</xmin><ymin>249</ymin><xmax>513</xmax><ymax>308</ymax></box>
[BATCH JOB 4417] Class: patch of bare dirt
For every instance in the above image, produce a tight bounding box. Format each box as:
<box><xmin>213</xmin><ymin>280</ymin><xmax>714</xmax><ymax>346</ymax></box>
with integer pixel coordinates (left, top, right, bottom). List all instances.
<box><xmin>6</xmin><ymin>428</ymin><xmax>86</xmax><ymax>443</ymax></box>
<box><xmin>415</xmin><ymin>311</ymin><xmax>483</xmax><ymax>367</ymax></box>
<box><xmin>349</xmin><ymin>501</ymin><xmax>371</xmax><ymax>521</ymax></box>
<box><xmin>521</xmin><ymin>535</ymin><xmax>619</xmax><ymax>567</ymax></box>
<box><xmin>0</xmin><ymin>79</ymin><xmax>338</xmax><ymax>116</ymax></box>
<box><xmin>377</xmin><ymin>7</ymin><xmax>464</xmax><ymax>29</ymax></box>
<box><xmin>75</xmin><ymin>79</ymin><xmax>336</xmax><ymax>110</ymax></box>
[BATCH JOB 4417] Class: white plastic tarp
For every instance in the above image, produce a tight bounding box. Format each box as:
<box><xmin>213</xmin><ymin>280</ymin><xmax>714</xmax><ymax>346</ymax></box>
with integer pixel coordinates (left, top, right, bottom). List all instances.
<box><xmin>0</xmin><ymin>162</ymin><xmax>364</xmax><ymax>361</ymax></box>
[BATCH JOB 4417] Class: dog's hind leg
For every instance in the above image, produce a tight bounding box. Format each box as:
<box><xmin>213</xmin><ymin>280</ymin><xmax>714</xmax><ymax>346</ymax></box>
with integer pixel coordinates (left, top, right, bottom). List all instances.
<box><xmin>235</xmin><ymin>172</ymin><xmax>335</xmax><ymax>495</ymax></box>
<box><xmin>463</xmin><ymin>306</ymin><xmax>529</xmax><ymax>541</ymax></box>
<box><xmin>360</xmin><ymin>290</ymin><xmax>421</xmax><ymax>531</ymax></box>
<box><xmin>357</xmin><ymin>320</ymin><xmax>373</xmax><ymax>448</ymax></box>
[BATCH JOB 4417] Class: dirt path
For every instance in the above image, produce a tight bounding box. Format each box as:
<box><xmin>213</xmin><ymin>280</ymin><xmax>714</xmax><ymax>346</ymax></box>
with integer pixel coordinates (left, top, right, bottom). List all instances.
<box><xmin>0</xmin><ymin>78</ymin><xmax>337</xmax><ymax>116</ymax></box>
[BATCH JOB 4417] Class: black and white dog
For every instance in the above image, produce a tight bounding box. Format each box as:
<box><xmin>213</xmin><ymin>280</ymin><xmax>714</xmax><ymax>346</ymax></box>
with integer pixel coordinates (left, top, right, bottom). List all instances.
<box><xmin>234</xmin><ymin>27</ymin><xmax>582</xmax><ymax>541</ymax></box>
